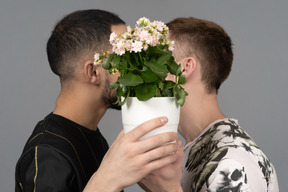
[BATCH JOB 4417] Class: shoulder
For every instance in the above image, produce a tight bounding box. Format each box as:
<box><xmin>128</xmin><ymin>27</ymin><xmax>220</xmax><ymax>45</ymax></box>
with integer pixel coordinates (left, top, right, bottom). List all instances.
<box><xmin>183</xmin><ymin>119</ymin><xmax>279</xmax><ymax>191</ymax></box>
<box><xmin>18</xmin><ymin>115</ymin><xmax>86</xmax><ymax>176</ymax></box>
<box><xmin>205</xmin><ymin>157</ymin><xmax>251</xmax><ymax>191</ymax></box>
<box><xmin>22</xmin><ymin>114</ymin><xmax>84</xmax><ymax>159</ymax></box>
<box><xmin>206</xmin><ymin>148</ymin><xmax>271</xmax><ymax>191</ymax></box>
<box><xmin>16</xmin><ymin>145</ymin><xmax>73</xmax><ymax>174</ymax></box>
<box><xmin>16</xmin><ymin>145</ymin><xmax>76</xmax><ymax>192</ymax></box>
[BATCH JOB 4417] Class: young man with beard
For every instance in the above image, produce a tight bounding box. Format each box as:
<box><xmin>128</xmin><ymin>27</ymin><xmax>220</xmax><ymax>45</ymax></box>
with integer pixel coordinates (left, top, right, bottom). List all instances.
<box><xmin>15</xmin><ymin>10</ymin><xmax>183</xmax><ymax>192</ymax></box>
<box><xmin>164</xmin><ymin>17</ymin><xmax>279</xmax><ymax>191</ymax></box>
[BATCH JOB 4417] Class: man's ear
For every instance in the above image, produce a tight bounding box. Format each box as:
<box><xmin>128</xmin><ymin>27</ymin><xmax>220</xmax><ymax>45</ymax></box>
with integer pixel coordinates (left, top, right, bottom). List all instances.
<box><xmin>181</xmin><ymin>57</ymin><xmax>197</xmax><ymax>78</ymax></box>
<box><xmin>84</xmin><ymin>61</ymin><xmax>101</xmax><ymax>84</ymax></box>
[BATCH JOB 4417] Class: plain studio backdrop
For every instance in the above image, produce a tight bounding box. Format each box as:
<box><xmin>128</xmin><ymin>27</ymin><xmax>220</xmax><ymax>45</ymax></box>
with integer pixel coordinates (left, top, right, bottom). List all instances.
<box><xmin>0</xmin><ymin>0</ymin><xmax>287</xmax><ymax>191</ymax></box>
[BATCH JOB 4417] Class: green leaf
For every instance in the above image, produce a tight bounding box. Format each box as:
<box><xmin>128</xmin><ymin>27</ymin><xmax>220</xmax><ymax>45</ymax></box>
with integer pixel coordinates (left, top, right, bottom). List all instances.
<box><xmin>166</xmin><ymin>57</ymin><xmax>181</xmax><ymax>75</ymax></box>
<box><xmin>111</xmin><ymin>55</ymin><xmax>121</xmax><ymax>68</ymax></box>
<box><xmin>157</xmin><ymin>52</ymin><xmax>172</xmax><ymax>65</ymax></box>
<box><xmin>134</xmin><ymin>84</ymin><xmax>157</xmax><ymax>101</ymax></box>
<box><xmin>158</xmin><ymin>81</ymin><xmax>164</xmax><ymax>89</ymax></box>
<box><xmin>174</xmin><ymin>85</ymin><xmax>188</xmax><ymax>106</ymax></box>
<box><xmin>148</xmin><ymin>46</ymin><xmax>167</xmax><ymax>56</ymax></box>
<box><xmin>125</xmin><ymin>51</ymin><xmax>131</xmax><ymax>61</ymax></box>
<box><xmin>117</xmin><ymin>72</ymin><xmax>143</xmax><ymax>86</ymax></box>
<box><xmin>119</xmin><ymin>56</ymin><xmax>128</xmax><ymax>74</ymax></box>
<box><xmin>145</xmin><ymin>60</ymin><xmax>169</xmax><ymax>80</ymax></box>
<box><xmin>161</xmin><ymin>88</ymin><xmax>173</xmax><ymax>97</ymax></box>
<box><xmin>176</xmin><ymin>65</ymin><xmax>182</xmax><ymax>76</ymax></box>
<box><xmin>117</xmin><ymin>84</ymin><xmax>127</xmax><ymax>96</ymax></box>
<box><xmin>102</xmin><ymin>54</ymin><xmax>115</xmax><ymax>70</ymax></box>
<box><xmin>131</xmin><ymin>52</ymin><xmax>141</xmax><ymax>67</ymax></box>
<box><xmin>139</xmin><ymin>69</ymin><xmax>159</xmax><ymax>83</ymax></box>
<box><xmin>178</xmin><ymin>75</ymin><xmax>186</xmax><ymax>85</ymax></box>
<box><xmin>158</xmin><ymin>81</ymin><xmax>175</xmax><ymax>97</ymax></box>
<box><xmin>109</xmin><ymin>82</ymin><xmax>119</xmax><ymax>89</ymax></box>
<box><xmin>116</xmin><ymin>88</ymin><xmax>130</xmax><ymax>106</ymax></box>
<box><xmin>164</xmin><ymin>80</ymin><xmax>176</xmax><ymax>89</ymax></box>
<box><xmin>155</xmin><ymin>88</ymin><xmax>162</xmax><ymax>97</ymax></box>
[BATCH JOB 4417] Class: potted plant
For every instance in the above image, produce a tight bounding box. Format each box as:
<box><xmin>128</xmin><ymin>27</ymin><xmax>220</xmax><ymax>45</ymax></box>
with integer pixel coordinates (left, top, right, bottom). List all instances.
<box><xmin>94</xmin><ymin>17</ymin><xmax>187</xmax><ymax>139</ymax></box>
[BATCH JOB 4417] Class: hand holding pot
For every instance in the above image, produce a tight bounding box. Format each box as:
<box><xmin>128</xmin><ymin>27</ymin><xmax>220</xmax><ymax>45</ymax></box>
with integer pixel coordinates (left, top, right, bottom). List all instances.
<box><xmin>84</xmin><ymin>116</ymin><xmax>180</xmax><ymax>192</ymax></box>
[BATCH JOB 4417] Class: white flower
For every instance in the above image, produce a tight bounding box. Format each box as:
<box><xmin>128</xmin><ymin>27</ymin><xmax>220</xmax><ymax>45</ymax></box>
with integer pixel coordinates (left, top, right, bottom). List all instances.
<box><xmin>137</xmin><ymin>17</ymin><xmax>150</xmax><ymax>26</ymax></box>
<box><xmin>109</xmin><ymin>32</ymin><xmax>118</xmax><ymax>43</ymax></box>
<box><xmin>94</xmin><ymin>53</ymin><xmax>100</xmax><ymax>61</ymax></box>
<box><xmin>150</xmin><ymin>32</ymin><xmax>161</xmax><ymax>46</ymax></box>
<box><xmin>93</xmin><ymin>53</ymin><xmax>101</xmax><ymax>65</ymax></box>
<box><xmin>152</xmin><ymin>21</ymin><xmax>165</xmax><ymax>32</ymax></box>
<box><xmin>127</xmin><ymin>26</ymin><xmax>133</xmax><ymax>33</ymax></box>
<box><xmin>115</xmin><ymin>39</ymin><xmax>125</xmax><ymax>49</ymax></box>
<box><xmin>94</xmin><ymin>17</ymin><xmax>173</xmax><ymax>62</ymax></box>
<box><xmin>143</xmin><ymin>44</ymin><xmax>149</xmax><ymax>51</ymax></box>
<box><xmin>168</xmin><ymin>41</ymin><xmax>175</xmax><ymax>51</ymax></box>
<box><xmin>131</xmin><ymin>41</ymin><xmax>143</xmax><ymax>53</ymax></box>
<box><xmin>124</xmin><ymin>40</ymin><xmax>133</xmax><ymax>52</ymax></box>
<box><xmin>139</xmin><ymin>30</ymin><xmax>151</xmax><ymax>42</ymax></box>
<box><xmin>113</xmin><ymin>46</ymin><xmax>126</xmax><ymax>56</ymax></box>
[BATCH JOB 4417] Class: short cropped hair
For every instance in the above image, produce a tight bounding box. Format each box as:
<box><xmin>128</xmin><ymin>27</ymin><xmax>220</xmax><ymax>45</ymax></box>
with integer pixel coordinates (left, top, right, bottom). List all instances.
<box><xmin>167</xmin><ymin>17</ymin><xmax>233</xmax><ymax>93</ymax></box>
<box><xmin>46</xmin><ymin>9</ymin><xmax>125</xmax><ymax>82</ymax></box>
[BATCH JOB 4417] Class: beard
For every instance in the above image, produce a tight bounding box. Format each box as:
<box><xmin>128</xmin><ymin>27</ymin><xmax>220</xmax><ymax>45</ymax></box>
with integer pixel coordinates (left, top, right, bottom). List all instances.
<box><xmin>101</xmin><ymin>76</ymin><xmax>121</xmax><ymax>111</ymax></box>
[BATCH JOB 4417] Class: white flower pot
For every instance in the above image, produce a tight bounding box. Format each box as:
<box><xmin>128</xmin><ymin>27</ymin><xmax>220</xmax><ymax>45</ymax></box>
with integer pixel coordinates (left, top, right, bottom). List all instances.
<box><xmin>121</xmin><ymin>97</ymin><xmax>180</xmax><ymax>140</ymax></box>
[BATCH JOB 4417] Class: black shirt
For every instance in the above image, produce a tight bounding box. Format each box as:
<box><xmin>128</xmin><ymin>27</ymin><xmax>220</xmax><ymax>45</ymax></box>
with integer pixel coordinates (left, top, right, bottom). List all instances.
<box><xmin>15</xmin><ymin>113</ymin><xmax>109</xmax><ymax>192</ymax></box>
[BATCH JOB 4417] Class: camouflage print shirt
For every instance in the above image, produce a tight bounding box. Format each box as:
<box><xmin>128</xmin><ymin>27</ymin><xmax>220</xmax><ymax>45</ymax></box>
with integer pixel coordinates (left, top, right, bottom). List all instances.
<box><xmin>181</xmin><ymin>118</ymin><xmax>279</xmax><ymax>192</ymax></box>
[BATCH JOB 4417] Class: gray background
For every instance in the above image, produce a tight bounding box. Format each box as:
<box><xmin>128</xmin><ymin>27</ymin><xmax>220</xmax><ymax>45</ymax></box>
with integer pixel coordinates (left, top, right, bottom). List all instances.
<box><xmin>0</xmin><ymin>0</ymin><xmax>287</xmax><ymax>191</ymax></box>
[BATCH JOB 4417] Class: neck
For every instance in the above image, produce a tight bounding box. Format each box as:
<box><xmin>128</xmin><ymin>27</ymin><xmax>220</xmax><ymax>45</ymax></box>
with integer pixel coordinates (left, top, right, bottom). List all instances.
<box><xmin>179</xmin><ymin>88</ymin><xmax>226</xmax><ymax>143</ymax></box>
<box><xmin>53</xmin><ymin>84</ymin><xmax>108</xmax><ymax>131</ymax></box>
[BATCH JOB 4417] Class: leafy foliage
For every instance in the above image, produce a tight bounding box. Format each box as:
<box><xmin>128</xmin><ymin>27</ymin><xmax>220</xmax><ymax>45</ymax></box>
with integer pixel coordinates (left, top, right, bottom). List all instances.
<box><xmin>103</xmin><ymin>45</ymin><xmax>187</xmax><ymax>106</ymax></box>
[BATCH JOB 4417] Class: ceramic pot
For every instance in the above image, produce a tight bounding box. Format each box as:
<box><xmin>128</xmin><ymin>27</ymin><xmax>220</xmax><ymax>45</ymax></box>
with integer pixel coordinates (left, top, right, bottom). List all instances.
<box><xmin>121</xmin><ymin>97</ymin><xmax>180</xmax><ymax>140</ymax></box>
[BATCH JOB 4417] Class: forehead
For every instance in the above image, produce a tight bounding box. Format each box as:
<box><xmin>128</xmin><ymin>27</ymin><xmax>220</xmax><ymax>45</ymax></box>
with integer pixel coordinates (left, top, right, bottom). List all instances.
<box><xmin>111</xmin><ymin>24</ymin><xmax>127</xmax><ymax>35</ymax></box>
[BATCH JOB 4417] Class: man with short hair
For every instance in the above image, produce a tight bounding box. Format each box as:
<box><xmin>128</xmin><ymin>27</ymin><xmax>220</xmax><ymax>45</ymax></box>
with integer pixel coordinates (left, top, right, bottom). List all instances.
<box><xmin>15</xmin><ymin>9</ymin><xmax>183</xmax><ymax>192</ymax></box>
<box><xmin>165</xmin><ymin>17</ymin><xmax>279</xmax><ymax>191</ymax></box>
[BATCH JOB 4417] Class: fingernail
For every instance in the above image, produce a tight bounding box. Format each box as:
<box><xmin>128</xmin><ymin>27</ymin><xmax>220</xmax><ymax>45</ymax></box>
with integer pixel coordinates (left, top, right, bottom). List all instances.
<box><xmin>160</xmin><ymin>117</ymin><xmax>168</xmax><ymax>124</ymax></box>
<box><xmin>178</xmin><ymin>140</ymin><xmax>182</xmax><ymax>148</ymax></box>
<box><xmin>174</xmin><ymin>133</ymin><xmax>178</xmax><ymax>139</ymax></box>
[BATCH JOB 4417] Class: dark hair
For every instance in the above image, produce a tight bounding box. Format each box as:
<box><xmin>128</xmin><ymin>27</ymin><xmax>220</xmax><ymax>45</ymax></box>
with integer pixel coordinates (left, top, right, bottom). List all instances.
<box><xmin>46</xmin><ymin>9</ymin><xmax>125</xmax><ymax>82</ymax></box>
<box><xmin>167</xmin><ymin>17</ymin><xmax>233</xmax><ymax>93</ymax></box>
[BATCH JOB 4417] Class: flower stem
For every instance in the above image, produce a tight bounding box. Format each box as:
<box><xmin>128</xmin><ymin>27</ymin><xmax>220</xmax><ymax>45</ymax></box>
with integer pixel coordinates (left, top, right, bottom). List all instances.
<box><xmin>138</xmin><ymin>52</ymin><xmax>144</xmax><ymax>64</ymax></box>
<box><xmin>125</xmin><ymin>54</ymin><xmax>133</xmax><ymax>68</ymax></box>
